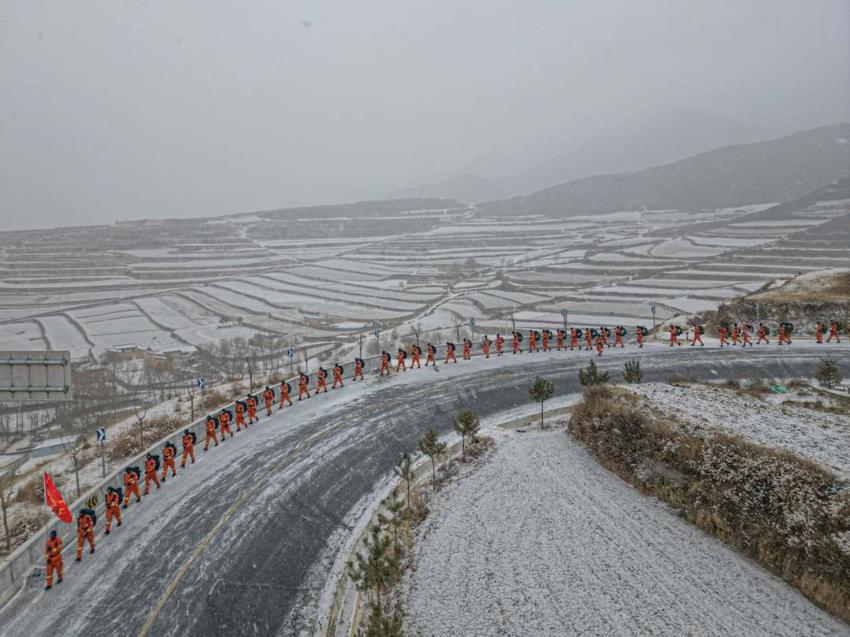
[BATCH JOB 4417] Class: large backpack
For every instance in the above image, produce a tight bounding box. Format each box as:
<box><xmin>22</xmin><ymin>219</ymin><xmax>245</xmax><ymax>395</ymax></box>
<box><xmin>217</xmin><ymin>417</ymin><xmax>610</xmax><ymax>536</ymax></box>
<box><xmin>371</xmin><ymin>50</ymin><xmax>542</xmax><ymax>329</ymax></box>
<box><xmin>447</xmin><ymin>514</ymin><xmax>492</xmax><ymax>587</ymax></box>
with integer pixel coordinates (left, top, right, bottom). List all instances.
<box><xmin>618</xmin><ymin>326</ymin><xmax>628</xmax><ymax>338</ymax></box>
<box><xmin>762</xmin><ymin>326</ymin><xmax>771</xmax><ymax>336</ymax></box>
<box><xmin>113</xmin><ymin>487</ymin><xmax>124</xmax><ymax>503</ymax></box>
<box><xmin>149</xmin><ymin>454</ymin><xmax>161</xmax><ymax>471</ymax></box>
<box><xmin>355</xmin><ymin>357</ymin><xmax>364</xmax><ymax>367</ymax></box>
<box><xmin>575</xmin><ymin>328</ymin><xmax>583</xmax><ymax>339</ymax></box>
<box><xmin>637</xmin><ymin>326</ymin><xmax>648</xmax><ymax>336</ymax></box>
<box><xmin>780</xmin><ymin>322</ymin><xmax>794</xmax><ymax>334</ymax></box>
<box><xmin>164</xmin><ymin>441</ymin><xmax>177</xmax><ymax>456</ymax></box>
<box><xmin>189</xmin><ymin>431</ymin><xmax>198</xmax><ymax>445</ymax></box>
<box><xmin>429</xmin><ymin>345</ymin><xmax>437</xmax><ymax>354</ymax></box>
<box><xmin>675</xmin><ymin>326</ymin><xmax>683</xmax><ymax>336</ymax></box>
<box><xmin>129</xmin><ymin>466</ymin><xmax>141</xmax><ymax>481</ymax></box>
<box><xmin>80</xmin><ymin>508</ymin><xmax>97</xmax><ymax>527</ymax></box>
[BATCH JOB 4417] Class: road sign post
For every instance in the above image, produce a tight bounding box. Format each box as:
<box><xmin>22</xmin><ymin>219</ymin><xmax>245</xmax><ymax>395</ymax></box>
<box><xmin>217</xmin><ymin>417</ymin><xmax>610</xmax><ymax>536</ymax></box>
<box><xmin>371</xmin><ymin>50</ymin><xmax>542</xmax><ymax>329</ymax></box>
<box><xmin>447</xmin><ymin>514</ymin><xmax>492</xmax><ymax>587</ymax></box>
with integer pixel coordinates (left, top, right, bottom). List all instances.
<box><xmin>97</xmin><ymin>427</ymin><xmax>107</xmax><ymax>478</ymax></box>
<box><xmin>197</xmin><ymin>377</ymin><xmax>205</xmax><ymax>414</ymax></box>
<box><xmin>561</xmin><ymin>308</ymin><xmax>568</xmax><ymax>330</ymax></box>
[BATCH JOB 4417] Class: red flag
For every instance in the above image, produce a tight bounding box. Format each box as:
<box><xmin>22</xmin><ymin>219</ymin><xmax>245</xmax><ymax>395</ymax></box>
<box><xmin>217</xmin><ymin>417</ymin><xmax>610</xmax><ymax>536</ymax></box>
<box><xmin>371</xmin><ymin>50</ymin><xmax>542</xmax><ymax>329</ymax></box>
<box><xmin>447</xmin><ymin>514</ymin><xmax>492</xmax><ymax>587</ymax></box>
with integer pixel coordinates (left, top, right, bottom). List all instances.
<box><xmin>44</xmin><ymin>472</ymin><xmax>72</xmax><ymax>524</ymax></box>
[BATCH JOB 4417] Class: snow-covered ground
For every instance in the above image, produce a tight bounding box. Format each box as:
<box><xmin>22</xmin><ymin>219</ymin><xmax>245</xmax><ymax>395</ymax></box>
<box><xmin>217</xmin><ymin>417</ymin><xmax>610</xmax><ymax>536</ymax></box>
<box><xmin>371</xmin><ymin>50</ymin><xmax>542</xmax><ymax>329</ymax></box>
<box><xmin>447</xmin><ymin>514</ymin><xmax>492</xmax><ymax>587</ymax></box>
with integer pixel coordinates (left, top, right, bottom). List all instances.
<box><xmin>629</xmin><ymin>383</ymin><xmax>850</xmax><ymax>480</ymax></box>
<box><xmin>403</xmin><ymin>430</ymin><xmax>849</xmax><ymax>636</ymax></box>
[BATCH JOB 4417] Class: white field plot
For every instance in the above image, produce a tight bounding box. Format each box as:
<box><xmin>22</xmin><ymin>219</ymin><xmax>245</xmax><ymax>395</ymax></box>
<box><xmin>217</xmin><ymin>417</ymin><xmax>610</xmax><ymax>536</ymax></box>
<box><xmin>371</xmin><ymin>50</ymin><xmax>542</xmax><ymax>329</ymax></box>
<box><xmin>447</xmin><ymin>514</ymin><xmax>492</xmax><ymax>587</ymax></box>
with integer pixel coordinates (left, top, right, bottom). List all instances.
<box><xmin>1</xmin><ymin>197</ymin><xmax>847</xmax><ymax>361</ymax></box>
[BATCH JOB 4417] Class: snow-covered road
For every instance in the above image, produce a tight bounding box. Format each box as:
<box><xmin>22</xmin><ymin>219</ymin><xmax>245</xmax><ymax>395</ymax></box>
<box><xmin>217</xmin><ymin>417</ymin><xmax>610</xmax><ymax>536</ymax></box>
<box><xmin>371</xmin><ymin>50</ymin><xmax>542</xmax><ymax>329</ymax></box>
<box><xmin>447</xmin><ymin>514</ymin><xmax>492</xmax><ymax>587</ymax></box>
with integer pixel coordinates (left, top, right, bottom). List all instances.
<box><xmin>405</xmin><ymin>430</ymin><xmax>849</xmax><ymax>636</ymax></box>
<box><xmin>0</xmin><ymin>345</ymin><xmax>845</xmax><ymax>636</ymax></box>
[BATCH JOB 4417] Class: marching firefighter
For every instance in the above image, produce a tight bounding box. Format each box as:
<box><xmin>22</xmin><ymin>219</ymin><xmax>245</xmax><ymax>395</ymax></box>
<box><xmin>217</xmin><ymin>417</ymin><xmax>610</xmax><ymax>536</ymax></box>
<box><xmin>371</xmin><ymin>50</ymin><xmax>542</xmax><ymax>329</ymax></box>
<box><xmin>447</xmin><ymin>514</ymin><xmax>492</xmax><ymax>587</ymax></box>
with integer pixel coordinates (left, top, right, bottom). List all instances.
<box><xmin>691</xmin><ymin>324</ymin><xmax>704</xmax><ymax>346</ymax></box>
<box><xmin>614</xmin><ymin>326</ymin><xmax>625</xmax><ymax>348</ymax></box>
<box><xmin>411</xmin><ymin>345</ymin><xmax>422</xmax><ymax>369</ymax></box>
<box><xmin>828</xmin><ymin>321</ymin><xmax>841</xmax><ymax>343</ymax></box>
<box><xmin>731</xmin><ymin>323</ymin><xmax>740</xmax><ymax>346</ymax></box>
<box><xmin>741</xmin><ymin>324</ymin><xmax>753</xmax><ymax>347</ymax></box>
<box><xmin>219</xmin><ymin>408</ymin><xmax>233</xmax><ymax>439</ymax></box>
<box><xmin>445</xmin><ymin>342</ymin><xmax>457</xmax><ymax>363</ymax></box>
<box><xmin>669</xmin><ymin>324</ymin><xmax>681</xmax><ymax>347</ymax></box>
<box><xmin>143</xmin><ymin>453</ymin><xmax>161</xmax><ymax>495</ymax></box>
<box><xmin>584</xmin><ymin>328</ymin><xmax>592</xmax><ymax>351</ymax></box>
<box><xmin>425</xmin><ymin>343</ymin><xmax>437</xmax><ymax>366</ymax></box>
<box><xmin>757</xmin><ymin>323</ymin><xmax>769</xmax><ymax>345</ymax></box>
<box><xmin>570</xmin><ymin>327</ymin><xmax>579</xmax><ymax>350</ymax></box>
<box><xmin>379</xmin><ymin>351</ymin><xmax>391</xmax><ymax>376</ymax></box>
<box><xmin>462</xmin><ymin>338</ymin><xmax>472</xmax><ymax>360</ymax></box>
<box><xmin>246</xmin><ymin>393</ymin><xmax>259</xmax><ymax>422</ymax></box>
<box><xmin>556</xmin><ymin>329</ymin><xmax>566</xmax><ymax>351</ymax></box>
<box><xmin>396</xmin><ymin>349</ymin><xmax>407</xmax><ymax>372</ymax></box>
<box><xmin>541</xmin><ymin>329</ymin><xmax>551</xmax><ymax>352</ymax></box>
<box><xmin>161</xmin><ymin>442</ymin><xmax>177</xmax><ymax>480</ymax></box>
<box><xmin>595</xmin><ymin>331</ymin><xmax>605</xmax><ymax>356</ymax></box>
<box><xmin>279</xmin><ymin>381</ymin><xmax>293</xmax><ymax>408</ymax></box>
<box><xmin>333</xmin><ymin>363</ymin><xmax>344</xmax><ymax>388</ymax></box>
<box><xmin>203</xmin><ymin>415</ymin><xmax>219</xmax><ymax>451</ymax></box>
<box><xmin>636</xmin><ymin>326</ymin><xmax>645</xmax><ymax>348</ymax></box>
<box><xmin>816</xmin><ymin>321</ymin><xmax>825</xmax><ymax>344</ymax></box>
<box><xmin>123</xmin><ymin>466</ymin><xmax>141</xmax><ymax>507</ymax></box>
<box><xmin>75</xmin><ymin>509</ymin><xmax>96</xmax><ymax>561</ymax></box>
<box><xmin>482</xmin><ymin>335</ymin><xmax>491</xmax><ymax>359</ymax></box>
<box><xmin>44</xmin><ymin>530</ymin><xmax>63</xmax><ymax>590</ymax></box>
<box><xmin>104</xmin><ymin>486</ymin><xmax>122</xmax><ymax>534</ymax></box>
<box><xmin>181</xmin><ymin>429</ymin><xmax>196</xmax><ymax>467</ymax></box>
<box><xmin>529</xmin><ymin>330</ymin><xmax>539</xmax><ymax>353</ymax></box>
<box><xmin>234</xmin><ymin>399</ymin><xmax>247</xmax><ymax>430</ymax></box>
<box><xmin>495</xmin><ymin>333</ymin><xmax>504</xmax><ymax>356</ymax></box>
<box><xmin>601</xmin><ymin>327</ymin><xmax>611</xmax><ymax>348</ymax></box>
<box><xmin>315</xmin><ymin>367</ymin><xmax>328</xmax><ymax>394</ymax></box>
<box><xmin>719</xmin><ymin>325</ymin><xmax>729</xmax><ymax>347</ymax></box>
<box><xmin>512</xmin><ymin>331</ymin><xmax>522</xmax><ymax>354</ymax></box>
<box><xmin>298</xmin><ymin>372</ymin><xmax>310</xmax><ymax>400</ymax></box>
<box><xmin>353</xmin><ymin>357</ymin><xmax>365</xmax><ymax>381</ymax></box>
<box><xmin>778</xmin><ymin>322</ymin><xmax>792</xmax><ymax>345</ymax></box>
<box><xmin>262</xmin><ymin>386</ymin><xmax>275</xmax><ymax>415</ymax></box>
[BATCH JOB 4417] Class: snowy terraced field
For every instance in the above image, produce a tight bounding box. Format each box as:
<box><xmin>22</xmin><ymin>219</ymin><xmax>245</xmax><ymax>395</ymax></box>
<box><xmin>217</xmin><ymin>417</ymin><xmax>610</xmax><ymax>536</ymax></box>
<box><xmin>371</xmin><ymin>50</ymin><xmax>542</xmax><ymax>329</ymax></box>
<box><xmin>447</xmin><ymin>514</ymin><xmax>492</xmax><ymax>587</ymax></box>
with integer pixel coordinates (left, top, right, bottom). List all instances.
<box><xmin>0</xmin><ymin>194</ymin><xmax>847</xmax><ymax>361</ymax></box>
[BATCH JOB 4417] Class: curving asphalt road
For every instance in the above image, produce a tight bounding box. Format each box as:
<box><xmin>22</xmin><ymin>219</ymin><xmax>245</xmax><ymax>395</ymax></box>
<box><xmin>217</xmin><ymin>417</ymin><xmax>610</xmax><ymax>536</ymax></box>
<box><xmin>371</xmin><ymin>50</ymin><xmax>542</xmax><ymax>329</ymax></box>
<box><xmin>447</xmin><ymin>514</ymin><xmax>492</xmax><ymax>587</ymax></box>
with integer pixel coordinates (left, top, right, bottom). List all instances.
<box><xmin>0</xmin><ymin>344</ymin><xmax>843</xmax><ymax>636</ymax></box>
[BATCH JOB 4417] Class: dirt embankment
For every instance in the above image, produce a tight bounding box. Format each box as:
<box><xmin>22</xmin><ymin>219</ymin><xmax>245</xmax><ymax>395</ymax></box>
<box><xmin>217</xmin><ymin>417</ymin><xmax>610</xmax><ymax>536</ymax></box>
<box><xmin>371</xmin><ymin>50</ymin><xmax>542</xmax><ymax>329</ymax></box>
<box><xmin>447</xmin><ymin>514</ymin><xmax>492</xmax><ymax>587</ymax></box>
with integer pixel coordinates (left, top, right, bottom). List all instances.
<box><xmin>698</xmin><ymin>270</ymin><xmax>850</xmax><ymax>336</ymax></box>
<box><xmin>568</xmin><ymin>385</ymin><xmax>850</xmax><ymax>623</ymax></box>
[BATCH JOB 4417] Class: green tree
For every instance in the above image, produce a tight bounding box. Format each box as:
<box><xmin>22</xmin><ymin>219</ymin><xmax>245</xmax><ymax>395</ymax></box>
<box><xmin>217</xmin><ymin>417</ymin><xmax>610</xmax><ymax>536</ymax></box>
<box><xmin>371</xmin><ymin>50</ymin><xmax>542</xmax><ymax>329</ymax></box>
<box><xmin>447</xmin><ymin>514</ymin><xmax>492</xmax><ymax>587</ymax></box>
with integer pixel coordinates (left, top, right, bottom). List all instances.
<box><xmin>452</xmin><ymin>410</ymin><xmax>480</xmax><ymax>459</ymax></box>
<box><xmin>528</xmin><ymin>376</ymin><xmax>554</xmax><ymax>428</ymax></box>
<box><xmin>622</xmin><ymin>359</ymin><xmax>644</xmax><ymax>384</ymax></box>
<box><xmin>360</xmin><ymin>605</ymin><xmax>403</xmax><ymax>637</ymax></box>
<box><xmin>393</xmin><ymin>452</ymin><xmax>415</xmax><ymax>510</ymax></box>
<box><xmin>418</xmin><ymin>427</ymin><xmax>447</xmax><ymax>491</ymax></box>
<box><xmin>816</xmin><ymin>354</ymin><xmax>842</xmax><ymax>389</ymax></box>
<box><xmin>347</xmin><ymin>525</ymin><xmax>401</xmax><ymax>610</ymax></box>
<box><xmin>579</xmin><ymin>359</ymin><xmax>609</xmax><ymax>386</ymax></box>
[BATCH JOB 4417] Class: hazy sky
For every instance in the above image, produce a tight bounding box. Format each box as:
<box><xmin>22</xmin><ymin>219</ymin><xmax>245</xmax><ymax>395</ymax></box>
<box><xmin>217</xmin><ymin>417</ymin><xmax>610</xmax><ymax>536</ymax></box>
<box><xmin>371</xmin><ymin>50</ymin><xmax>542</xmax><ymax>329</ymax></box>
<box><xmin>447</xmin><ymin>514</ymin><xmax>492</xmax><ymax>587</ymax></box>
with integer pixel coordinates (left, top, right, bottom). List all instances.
<box><xmin>2</xmin><ymin>1</ymin><xmax>848</xmax><ymax>230</ymax></box>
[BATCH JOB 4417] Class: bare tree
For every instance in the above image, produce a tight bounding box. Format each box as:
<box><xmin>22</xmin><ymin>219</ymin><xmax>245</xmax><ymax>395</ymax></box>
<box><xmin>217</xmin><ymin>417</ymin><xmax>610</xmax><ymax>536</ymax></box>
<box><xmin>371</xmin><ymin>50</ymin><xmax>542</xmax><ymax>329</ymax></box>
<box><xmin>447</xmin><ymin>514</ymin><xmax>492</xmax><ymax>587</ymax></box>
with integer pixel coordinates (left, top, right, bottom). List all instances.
<box><xmin>61</xmin><ymin>437</ymin><xmax>84</xmax><ymax>500</ymax></box>
<box><xmin>133</xmin><ymin>402</ymin><xmax>149</xmax><ymax>451</ymax></box>
<box><xmin>0</xmin><ymin>469</ymin><xmax>14</xmax><ymax>552</ymax></box>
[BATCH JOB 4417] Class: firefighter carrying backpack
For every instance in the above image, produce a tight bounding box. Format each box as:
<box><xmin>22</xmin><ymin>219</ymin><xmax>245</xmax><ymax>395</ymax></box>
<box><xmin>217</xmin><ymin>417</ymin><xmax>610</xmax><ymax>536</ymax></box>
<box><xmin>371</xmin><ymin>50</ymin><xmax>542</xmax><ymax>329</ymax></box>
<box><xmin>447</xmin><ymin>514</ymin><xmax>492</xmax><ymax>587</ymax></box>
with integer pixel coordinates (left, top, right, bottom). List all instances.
<box><xmin>80</xmin><ymin>507</ymin><xmax>97</xmax><ymax>527</ymax></box>
<box><xmin>336</xmin><ymin>364</ymin><xmax>344</xmax><ymax>374</ymax></box>
<box><xmin>355</xmin><ymin>357</ymin><xmax>364</xmax><ymax>367</ymax></box>
<box><xmin>164</xmin><ymin>441</ymin><xmax>177</xmax><ymax>455</ymax></box>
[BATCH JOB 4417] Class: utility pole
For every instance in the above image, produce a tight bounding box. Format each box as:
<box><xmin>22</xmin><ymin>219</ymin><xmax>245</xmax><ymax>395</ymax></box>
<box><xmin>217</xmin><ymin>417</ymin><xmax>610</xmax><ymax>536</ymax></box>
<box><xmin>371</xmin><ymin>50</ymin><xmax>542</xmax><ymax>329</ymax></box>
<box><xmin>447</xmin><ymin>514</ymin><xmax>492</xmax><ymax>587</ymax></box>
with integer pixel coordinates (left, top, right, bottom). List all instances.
<box><xmin>650</xmin><ymin>304</ymin><xmax>657</xmax><ymax>330</ymax></box>
<box><xmin>246</xmin><ymin>358</ymin><xmax>254</xmax><ymax>391</ymax></box>
<box><xmin>561</xmin><ymin>308</ymin><xmax>568</xmax><ymax>331</ymax></box>
<box><xmin>97</xmin><ymin>427</ymin><xmax>107</xmax><ymax>478</ymax></box>
<box><xmin>358</xmin><ymin>333</ymin><xmax>363</xmax><ymax>359</ymax></box>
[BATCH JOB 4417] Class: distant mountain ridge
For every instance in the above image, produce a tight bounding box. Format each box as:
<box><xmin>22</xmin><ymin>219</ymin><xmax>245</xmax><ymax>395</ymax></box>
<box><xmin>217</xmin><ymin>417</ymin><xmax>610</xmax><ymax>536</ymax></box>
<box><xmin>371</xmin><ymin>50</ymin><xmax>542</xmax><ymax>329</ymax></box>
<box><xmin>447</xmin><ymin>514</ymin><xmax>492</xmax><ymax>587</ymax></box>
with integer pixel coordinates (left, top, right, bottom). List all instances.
<box><xmin>481</xmin><ymin>123</ymin><xmax>850</xmax><ymax>216</ymax></box>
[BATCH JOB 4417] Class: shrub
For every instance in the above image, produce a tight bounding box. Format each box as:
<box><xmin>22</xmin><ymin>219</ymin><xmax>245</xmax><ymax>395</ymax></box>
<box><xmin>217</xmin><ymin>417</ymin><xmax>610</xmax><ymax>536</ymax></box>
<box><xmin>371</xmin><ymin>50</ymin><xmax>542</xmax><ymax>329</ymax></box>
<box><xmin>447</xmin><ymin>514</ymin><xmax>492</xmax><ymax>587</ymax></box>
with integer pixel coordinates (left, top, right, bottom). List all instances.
<box><xmin>817</xmin><ymin>355</ymin><xmax>842</xmax><ymax>389</ymax></box>
<box><xmin>622</xmin><ymin>359</ymin><xmax>644</xmax><ymax>384</ymax></box>
<box><xmin>579</xmin><ymin>360</ymin><xmax>609</xmax><ymax>386</ymax></box>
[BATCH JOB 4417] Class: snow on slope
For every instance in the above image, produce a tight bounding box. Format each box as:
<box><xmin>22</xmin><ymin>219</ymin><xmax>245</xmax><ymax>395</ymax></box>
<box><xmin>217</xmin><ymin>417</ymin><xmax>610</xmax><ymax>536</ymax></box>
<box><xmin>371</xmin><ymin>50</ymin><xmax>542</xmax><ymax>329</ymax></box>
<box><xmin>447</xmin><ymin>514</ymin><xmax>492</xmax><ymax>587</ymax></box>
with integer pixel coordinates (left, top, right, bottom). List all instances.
<box><xmin>403</xmin><ymin>430</ymin><xmax>848</xmax><ymax>636</ymax></box>
<box><xmin>629</xmin><ymin>383</ymin><xmax>850</xmax><ymax>481</ymax></box>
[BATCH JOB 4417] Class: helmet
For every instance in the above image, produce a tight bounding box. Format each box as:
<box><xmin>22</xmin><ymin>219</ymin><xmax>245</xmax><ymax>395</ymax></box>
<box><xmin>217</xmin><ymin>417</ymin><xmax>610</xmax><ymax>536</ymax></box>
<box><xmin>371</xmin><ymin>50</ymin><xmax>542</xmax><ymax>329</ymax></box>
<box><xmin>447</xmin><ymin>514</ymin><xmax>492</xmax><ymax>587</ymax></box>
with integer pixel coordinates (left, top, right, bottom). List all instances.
<box><xmin>49</xmin><ymin>530</ymin><xmax>57</xmax><ymax>539</ymax></box>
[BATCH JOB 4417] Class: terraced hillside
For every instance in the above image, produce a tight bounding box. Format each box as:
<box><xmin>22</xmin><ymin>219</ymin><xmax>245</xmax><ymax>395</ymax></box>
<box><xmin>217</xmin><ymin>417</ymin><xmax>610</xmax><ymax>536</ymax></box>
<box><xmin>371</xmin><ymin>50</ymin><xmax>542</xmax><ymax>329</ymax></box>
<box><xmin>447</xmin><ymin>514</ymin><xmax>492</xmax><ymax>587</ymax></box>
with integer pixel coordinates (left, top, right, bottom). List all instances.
<box><xmin>1</xmin><ymin>186</ymin><xmax>848</xmax><ymax>363</ymax></box>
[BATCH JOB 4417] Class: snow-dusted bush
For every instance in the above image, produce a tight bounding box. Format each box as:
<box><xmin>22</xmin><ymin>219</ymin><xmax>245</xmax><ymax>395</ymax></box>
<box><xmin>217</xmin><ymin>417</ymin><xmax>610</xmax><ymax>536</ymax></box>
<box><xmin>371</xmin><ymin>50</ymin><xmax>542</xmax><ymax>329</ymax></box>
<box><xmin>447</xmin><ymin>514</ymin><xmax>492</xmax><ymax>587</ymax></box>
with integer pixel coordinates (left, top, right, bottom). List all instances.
<box><xmin>569</xmin><ymin>387</ymin><xmax>850</xmax><ymax>622</ymax></box>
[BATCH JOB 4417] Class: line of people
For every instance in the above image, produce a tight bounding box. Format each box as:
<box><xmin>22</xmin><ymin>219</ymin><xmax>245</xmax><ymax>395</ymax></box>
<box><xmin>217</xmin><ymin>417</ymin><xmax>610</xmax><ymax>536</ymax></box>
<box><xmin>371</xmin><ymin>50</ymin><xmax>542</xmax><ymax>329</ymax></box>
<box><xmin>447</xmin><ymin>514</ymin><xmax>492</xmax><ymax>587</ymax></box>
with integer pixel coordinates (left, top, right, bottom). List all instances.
<box><xmin>44</xmin><ymin>318</ymin><xmax>846</xmax><ymax>589</ymax></box>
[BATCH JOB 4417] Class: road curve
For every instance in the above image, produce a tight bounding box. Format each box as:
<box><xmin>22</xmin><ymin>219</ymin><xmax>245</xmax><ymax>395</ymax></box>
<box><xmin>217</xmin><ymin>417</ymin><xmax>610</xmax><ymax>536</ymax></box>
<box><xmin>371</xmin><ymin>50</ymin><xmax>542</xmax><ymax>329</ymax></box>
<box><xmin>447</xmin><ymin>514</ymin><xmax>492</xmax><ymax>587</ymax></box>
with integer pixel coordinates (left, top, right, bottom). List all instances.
<box><xmin>0</xmin><ymin>345</ymin><xmax>841</xmax><ymax>636</ymax></box>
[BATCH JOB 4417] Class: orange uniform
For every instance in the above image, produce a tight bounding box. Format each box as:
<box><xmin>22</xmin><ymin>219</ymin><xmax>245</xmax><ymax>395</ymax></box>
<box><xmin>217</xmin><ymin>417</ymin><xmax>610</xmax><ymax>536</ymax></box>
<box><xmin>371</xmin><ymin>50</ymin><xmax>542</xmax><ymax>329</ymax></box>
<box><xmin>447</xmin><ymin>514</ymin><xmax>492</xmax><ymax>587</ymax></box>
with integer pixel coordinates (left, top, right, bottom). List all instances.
<box><xmin>263</xmin><ymin>387</ymin><xmax>275</xmax><ymax>415</ymax></box>
<box><xmin>828</xmin><ymin>322</ymin><xmax>841</xmax><ymax>343</ymax></box>
<box><xmin>161</xmin><ymin>444</ymin><xmax>177</xmax><ymax>480</ymax></box>
<box><xmin>482</xmin><ymin>337</ymin><xmax>490</xmax><ymax>359</ymax></box>
<box><xmin>396</xmin><ymin>350</ymin><xmax>407</xmax><ymax>371</ymax></box>
<box><xmin>445</xmin><ymin>342</ymin><xmax>457</xmax><ymax>363</ymax></box>
<box><xmin>235</xmin><ymin>401</ymin><xmax>247</xmax><ymax>430</ymax></box>
<box><xmin>462</xmin><ymin>339</ymin><xmax>471</xmax><ymax>360</ymax></box>
<box><xmin>595</xmin><ymin>334</ymin><xmax>605</xmax><ymax>356</ymax></box>
<box><xmin>778</xmin><ymin>324</ymin><xmax>791</xmax><ymax>345</ymax></box>
<box><xmin>246</xmin><ymin>395</ymin><xmax>259</xmax><ymax>422</ymax></box>
<box><xmin>636</xmin><ymin>327</ymin><xmax>645</xmax><ymax>348</ymax></box>
<box><xmin>556</xmin><ymin>329</ymin><xmax>565</xmax><ymax>351</ymax></box>
<box><xmin>731</xmin><ymin>324</ymin><xmax>739</xmax><ymax>346</ymax></box>
<box><xmin>75</xmin><ymin>512</ymin><xmax>95</xmax><ymax>561</ymax></box>
<box><xmin>353</xmin><ymin>358</ymin><xmax>365</xmax><ymax>380</ymax></box>
<box><xmin>584</xmin><ymin>329</ymin><xmax>592</xmax><ymax>351</ymax></box>
<box><xmin>379</xmin><ymin>352</ymin><xmax>391</xmax><ymax>376</ymax></box>
<box><xmin>181</xmin><ymin>431</ymin><xmax>196</xmax><ymax>467</ymax></box>
<box><xmin>411</xmin><ymin>346</ymin><xmax>422</xmax><ymax>368</ymax></box>
<box><xmin>104</xmin><ymin>488</ymin><xmax>122</xmax><ymax>533</ymax></box>
<box><xmin>315</xmin><ymin>368</ymin><xmax>328</xmax><ymax>394</ymax></box>
<box><xmin>279</xmin><ymin>382</ymin><xmax>293</xmax><ymax>407</ymax></box>
<box><xmin>495</xmin><ymin>334</ymin><xmax>504</xmax><ymax>356</ymax></box>
<box><xmin>45</xmin><ymin>532</ymin><xmax>62</xmax><ymax>589</ymax></box>
<box><xmin>719</xmin><ymin>326</ymin><xmax>728</xmax><ymax>347</ymax></box>
<box><xmin>614</xmin><ymin>326</ymin><xmax>624</xmax><ymax>348</ymax></box>
<box><xmin>757</xmin><ymin>324</ymin><xmax>769</xmax><ymax>344</ymax></box>
<box><xmin>742</xmin><ymin>325</ymin><xmax>752</xmax><ymax>347</ymax></box>
<box><xmin>691</xmin><ymin>325</ymin><xmax>704</xmax><ymax>346</ymax></box>
<box><xmin>219</xmin><ymin>410</ymin><xmax>233</xmax><ymax>439</ymax></box>
<box><xmin>570</xmin><ymin>328</ymin><xmax>579</xmax><ymax>350</ymax></box>
<box><xmin>512</xmin><ymin>332</ymin><xmax>521</xmax><ymax>354</ymax></box>
<box><xmin>123</xmin><ymin>468</ymin><xmax>141</xmax><ymax>506</ymax></box>
<box><xmin>529</xmin><ymin>331</ymin><xmax>538</xmax><ymax>352</ymax></box>
<box><xmin>425</xmin><ymin>345</ymin><xmax>436</xmax><ymax>366</ymax></box>
<box><xmin>143</xmin><ymin>455</ymin><xmax>160</xmax><ymax>495</ymax></box>
<box><xmin>541</xmin><ymin>330</ymin><xmax>550</xmax><ymax>352</ymax></box>
<box><xmin>204</xmin><ymin>416</ymin><xmax>219</xmax><ymax>451</ymax></box>
<box><xmin>332</xmin><ymin>364</ymin><xmax>344</xmax><ymax>388</ymax></box>
<box><xmin>816</xmin><ymin>322</ymin><xmax>824</xmax><ymax>344</ymax></box>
